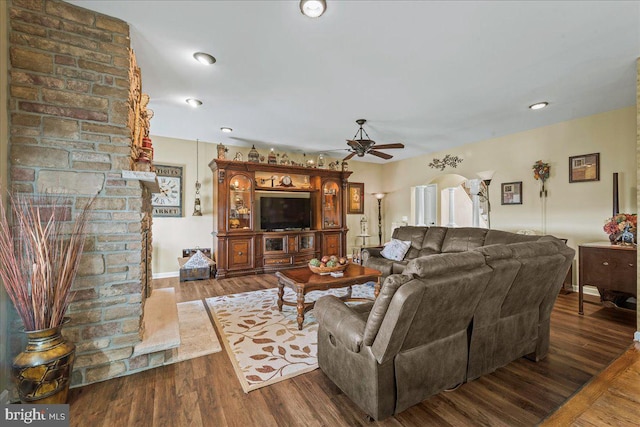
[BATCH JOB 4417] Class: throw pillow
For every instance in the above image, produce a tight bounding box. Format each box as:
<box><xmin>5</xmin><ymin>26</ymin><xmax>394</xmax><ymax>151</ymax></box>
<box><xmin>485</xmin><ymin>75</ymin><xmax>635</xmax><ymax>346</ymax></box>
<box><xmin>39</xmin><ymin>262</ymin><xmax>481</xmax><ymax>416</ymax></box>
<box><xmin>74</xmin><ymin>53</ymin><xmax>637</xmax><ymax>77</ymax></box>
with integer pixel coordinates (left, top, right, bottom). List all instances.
<box><xmin>380</xmin><ymin>239</ymin><xmax>411</xmax><ymax>261</ymax></box>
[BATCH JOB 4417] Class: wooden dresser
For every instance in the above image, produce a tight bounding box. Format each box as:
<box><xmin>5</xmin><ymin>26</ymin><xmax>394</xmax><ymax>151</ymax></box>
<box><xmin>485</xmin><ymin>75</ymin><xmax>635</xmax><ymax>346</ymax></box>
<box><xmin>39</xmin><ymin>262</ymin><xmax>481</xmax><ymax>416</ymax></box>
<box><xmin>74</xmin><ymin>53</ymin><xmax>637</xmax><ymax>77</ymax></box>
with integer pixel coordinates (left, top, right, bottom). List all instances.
<box><xmin>578</xmin><ymin>242</ymin><xmax>637</xmax><ymax>314</ymax></box>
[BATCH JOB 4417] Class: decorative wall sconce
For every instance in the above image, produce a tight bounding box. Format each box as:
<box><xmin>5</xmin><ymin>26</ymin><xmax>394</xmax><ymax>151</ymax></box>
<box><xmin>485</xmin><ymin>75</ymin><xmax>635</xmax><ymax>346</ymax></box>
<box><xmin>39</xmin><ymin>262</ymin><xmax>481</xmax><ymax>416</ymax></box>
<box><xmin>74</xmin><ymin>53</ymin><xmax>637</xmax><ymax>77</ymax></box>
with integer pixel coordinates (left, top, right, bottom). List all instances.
<box><xmin>428</xmin><ymin>154</ymin><xmax>463</xmax><ymax>171</ymax></box>
<box><xmin>193</xmin><ymin>139</ymin><xmax>202</xmax><ymax>216</ymax></box>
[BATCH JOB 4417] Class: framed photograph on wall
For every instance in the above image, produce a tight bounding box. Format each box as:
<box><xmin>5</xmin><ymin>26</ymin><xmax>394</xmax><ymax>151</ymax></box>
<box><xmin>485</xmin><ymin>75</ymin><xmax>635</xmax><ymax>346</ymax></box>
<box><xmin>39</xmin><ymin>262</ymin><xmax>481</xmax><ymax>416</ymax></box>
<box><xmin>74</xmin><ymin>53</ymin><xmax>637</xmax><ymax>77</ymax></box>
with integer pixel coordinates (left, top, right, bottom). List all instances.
<box><xmin>569</xmin><ymin>153</ymin><xmax>599</xmax><ymax>183</ymax></box>
<box><xmin>501</xmin><ymin>181</ymin><xmax>522</xmax><ymax>205</ymax></box>
<box><xmin>347</xmin><ymin>182</ymin><xmax>364</xmax><ymax>214</ymax></box>
<box><xmin>151</xmin><ymin>164</ymin><xmax>184</xmax><ymax>217</ymax></box>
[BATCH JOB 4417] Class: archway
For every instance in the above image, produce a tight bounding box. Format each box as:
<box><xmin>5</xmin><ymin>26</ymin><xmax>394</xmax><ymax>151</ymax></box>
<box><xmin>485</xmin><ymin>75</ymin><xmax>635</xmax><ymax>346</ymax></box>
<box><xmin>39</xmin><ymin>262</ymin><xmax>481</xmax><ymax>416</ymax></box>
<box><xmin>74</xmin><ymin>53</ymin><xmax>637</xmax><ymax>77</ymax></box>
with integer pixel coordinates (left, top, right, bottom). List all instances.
<box><xmin>411</xmin><ymin>174</ymin><xmax>486</xmax><ymax>228</ymax></box>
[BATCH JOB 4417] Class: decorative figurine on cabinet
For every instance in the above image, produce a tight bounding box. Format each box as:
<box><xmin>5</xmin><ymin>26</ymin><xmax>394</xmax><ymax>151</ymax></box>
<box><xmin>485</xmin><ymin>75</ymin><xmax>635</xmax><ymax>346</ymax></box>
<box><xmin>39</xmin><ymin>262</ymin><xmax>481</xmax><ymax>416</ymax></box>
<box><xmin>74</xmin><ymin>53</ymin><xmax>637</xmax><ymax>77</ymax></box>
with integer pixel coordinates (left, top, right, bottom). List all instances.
<box><xmin>616</xmin><ymin>224</ymin><xmax>636</xmax><ymax>246</ymax></box>
<box><xmin>217</xmin><ymin>143</ymin><xmax>228</xmax><ymax>160</ymax></box>
<box><xmin>248</xmin><ymin>145</ymin><xmax>260</xmax><ymax>163</ymax></box>
<box><xmin>268</xmin><ymin>149</ymin><xmax>277</xmax><ymax>165</ymax></box>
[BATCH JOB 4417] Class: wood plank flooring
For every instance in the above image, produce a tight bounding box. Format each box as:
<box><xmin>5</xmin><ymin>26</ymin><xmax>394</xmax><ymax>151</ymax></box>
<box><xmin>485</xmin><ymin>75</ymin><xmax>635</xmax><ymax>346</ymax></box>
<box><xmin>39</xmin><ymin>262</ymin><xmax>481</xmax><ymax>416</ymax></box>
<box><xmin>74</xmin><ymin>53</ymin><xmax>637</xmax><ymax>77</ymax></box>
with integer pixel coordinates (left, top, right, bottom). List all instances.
<box><xmin>540</xmin><ymin>343</ymin><xmax>640</xmax><ymax>427</ymax></box>
<box><xmin>67</xmin><ymin>275</ymin><xmax>637</xmax><ymax>427</ymax></box>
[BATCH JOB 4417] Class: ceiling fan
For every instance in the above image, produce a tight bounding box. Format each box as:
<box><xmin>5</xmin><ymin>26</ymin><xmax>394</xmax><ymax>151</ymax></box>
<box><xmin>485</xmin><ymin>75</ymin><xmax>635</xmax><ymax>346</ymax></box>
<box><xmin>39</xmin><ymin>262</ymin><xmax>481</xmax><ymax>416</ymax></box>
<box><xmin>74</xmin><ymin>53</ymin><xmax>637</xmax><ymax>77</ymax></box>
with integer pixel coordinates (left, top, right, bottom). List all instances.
<box><xmin>343</xmin><ymin>119</ymin><xmax>405</xmax><ymax>161</ymax></box>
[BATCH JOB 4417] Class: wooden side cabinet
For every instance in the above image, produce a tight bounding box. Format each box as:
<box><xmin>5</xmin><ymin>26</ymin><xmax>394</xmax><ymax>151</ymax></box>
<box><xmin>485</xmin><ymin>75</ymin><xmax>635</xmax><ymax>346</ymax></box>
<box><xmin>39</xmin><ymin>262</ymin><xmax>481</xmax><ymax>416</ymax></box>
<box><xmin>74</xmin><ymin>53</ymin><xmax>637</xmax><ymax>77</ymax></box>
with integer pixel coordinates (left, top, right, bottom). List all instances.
<box><xmin>578</xmin><ymin>242</ymin><xmax>637</xmax><ymax>314</ymax></box>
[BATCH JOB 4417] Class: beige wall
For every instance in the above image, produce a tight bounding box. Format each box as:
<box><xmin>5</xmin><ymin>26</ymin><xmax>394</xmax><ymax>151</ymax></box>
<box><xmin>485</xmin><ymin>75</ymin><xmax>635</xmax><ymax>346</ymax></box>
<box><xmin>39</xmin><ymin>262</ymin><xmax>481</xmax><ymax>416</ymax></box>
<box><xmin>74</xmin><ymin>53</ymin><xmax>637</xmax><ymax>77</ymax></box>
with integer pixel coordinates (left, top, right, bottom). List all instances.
<box><xmin>344</xmin><ymin>161</ymin><xmax>383</xmax><ymax>252</ymax></box>
<box><xmin>382</xmin><ymin>107</ymin><xmax>637</xmax><ymax>254</ymax></box>
<box><xmin>150</xmin><ymin>136</ymin><xmax>217</xmax><ymax>275</ymax></box>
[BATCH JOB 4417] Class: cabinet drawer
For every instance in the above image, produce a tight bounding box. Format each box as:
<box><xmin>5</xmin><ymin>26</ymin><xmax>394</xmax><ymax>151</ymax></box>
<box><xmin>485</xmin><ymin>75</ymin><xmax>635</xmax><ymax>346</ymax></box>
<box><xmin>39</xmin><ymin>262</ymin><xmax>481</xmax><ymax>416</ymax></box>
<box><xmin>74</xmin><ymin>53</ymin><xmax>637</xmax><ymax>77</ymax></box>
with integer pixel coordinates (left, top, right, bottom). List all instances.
<box><xmin>264</xmin><ymin>256</ymin><xmax>292</xmax><ymax>266</ymax></box>
<box><xmin>294</xmin><ymin>254</ymin><xmax>316</xmax><ymax>265</ymax></box>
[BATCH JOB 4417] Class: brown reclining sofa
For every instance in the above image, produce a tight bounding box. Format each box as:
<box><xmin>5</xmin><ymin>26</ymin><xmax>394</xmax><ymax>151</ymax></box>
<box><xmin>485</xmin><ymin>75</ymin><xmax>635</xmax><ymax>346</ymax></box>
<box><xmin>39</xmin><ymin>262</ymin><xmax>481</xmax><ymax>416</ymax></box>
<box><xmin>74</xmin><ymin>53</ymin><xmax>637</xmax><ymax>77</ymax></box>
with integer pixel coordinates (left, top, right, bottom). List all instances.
<box><xmin>314</xmin><ymin>226</ymin><xmax>574</xmax><ymax>420</ymax></box>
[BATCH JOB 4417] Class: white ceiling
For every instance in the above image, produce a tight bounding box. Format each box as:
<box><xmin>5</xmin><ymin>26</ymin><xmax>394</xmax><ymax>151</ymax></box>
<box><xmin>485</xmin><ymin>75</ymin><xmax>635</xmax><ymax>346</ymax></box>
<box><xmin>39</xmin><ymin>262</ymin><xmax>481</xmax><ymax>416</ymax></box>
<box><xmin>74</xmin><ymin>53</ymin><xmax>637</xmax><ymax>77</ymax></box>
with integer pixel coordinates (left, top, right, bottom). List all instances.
<box><xmin>69</xmin><ymin>1</ymin><xmax>640</xmax><ymax>163</ymax></box>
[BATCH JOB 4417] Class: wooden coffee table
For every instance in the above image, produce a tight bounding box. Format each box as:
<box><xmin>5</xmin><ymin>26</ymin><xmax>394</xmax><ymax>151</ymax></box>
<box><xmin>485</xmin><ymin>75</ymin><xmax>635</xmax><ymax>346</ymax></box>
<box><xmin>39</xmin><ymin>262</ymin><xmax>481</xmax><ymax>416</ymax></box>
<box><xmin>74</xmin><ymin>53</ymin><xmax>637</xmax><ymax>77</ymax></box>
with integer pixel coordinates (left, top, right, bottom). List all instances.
<box><xmin>275</xmin><ymin>264</ymin><xmax>382</xmax><ymax>330</ymax></box>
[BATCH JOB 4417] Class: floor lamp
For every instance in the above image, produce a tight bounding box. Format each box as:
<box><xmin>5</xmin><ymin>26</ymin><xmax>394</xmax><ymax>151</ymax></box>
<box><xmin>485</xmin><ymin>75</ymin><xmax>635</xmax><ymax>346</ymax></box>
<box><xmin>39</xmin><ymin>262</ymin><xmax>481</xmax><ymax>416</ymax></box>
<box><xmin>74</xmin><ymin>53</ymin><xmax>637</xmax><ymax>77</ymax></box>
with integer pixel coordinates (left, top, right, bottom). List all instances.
<box><xmin>374</xmin><ymin>193</ymin><xmax>385</xmax><ymax>245</ymax></box>
<box><xmin>477</xmin><ymin>170</ymin><xmax>495</xmax><ymax>228</ymax></box>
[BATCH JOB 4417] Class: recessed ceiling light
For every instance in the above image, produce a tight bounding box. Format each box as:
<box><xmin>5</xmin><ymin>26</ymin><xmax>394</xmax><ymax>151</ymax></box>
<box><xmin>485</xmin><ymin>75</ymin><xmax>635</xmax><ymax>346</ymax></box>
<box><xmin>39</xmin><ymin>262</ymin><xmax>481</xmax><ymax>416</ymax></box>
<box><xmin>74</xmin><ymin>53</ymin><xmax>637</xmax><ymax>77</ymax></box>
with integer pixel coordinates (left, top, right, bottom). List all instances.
<box><xmin>529</xmin><ymin>102</ymin><xmax>549</xmax><ymax>110</ymax></box>
<box><xmin>193</xmin><ymin>52</ymin><xmax>216</xmax><ymax>65</ymax></box>
<box><xmin>300</xmin><ymin>0</ymin><xmax>326</xmax><ymax>18</ymax></box>
<box><xmin>186</xmin><ymin>98</ymin><xmax>203</xmax><ymax>107</ymax></box>
<box><xmin>220</xmin><ymin>127</ymin><xmax>233</xmax><ymax>133</ymax></box>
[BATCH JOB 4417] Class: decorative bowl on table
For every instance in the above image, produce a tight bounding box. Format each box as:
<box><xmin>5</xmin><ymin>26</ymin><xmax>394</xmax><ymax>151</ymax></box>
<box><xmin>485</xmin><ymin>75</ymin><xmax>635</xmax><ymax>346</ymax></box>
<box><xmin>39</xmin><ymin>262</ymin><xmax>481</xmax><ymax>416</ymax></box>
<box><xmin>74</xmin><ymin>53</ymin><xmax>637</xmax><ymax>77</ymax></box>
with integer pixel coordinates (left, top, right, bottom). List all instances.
<box><xmin>308</xmin><ymin>256</ymin><xmax>349</xmax><ymax>275</ymax></box>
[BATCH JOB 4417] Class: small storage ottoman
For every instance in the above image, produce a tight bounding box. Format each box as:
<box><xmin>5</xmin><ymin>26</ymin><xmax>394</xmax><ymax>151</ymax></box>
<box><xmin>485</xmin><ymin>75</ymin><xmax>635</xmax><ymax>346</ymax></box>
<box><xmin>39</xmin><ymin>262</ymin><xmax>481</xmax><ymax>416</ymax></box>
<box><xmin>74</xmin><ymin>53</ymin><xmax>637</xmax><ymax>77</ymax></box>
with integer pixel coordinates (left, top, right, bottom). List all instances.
<box><xmin>178</xmin><ymin>248</ymin><xmax>216</xmax><ymax>282</ymax></box>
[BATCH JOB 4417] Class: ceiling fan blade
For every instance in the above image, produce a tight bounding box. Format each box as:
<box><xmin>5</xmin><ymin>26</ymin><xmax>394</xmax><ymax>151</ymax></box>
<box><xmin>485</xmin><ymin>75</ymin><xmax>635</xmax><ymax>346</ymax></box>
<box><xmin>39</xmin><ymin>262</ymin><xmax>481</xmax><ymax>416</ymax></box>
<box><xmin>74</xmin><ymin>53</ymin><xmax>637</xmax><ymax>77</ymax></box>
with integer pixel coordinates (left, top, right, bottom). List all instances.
<box><xmin>371</xmin><ymin>143</ymin><xmax>405</xmax><ymax>150</ymax></box>
<box><xmin>343</xmin><ymin>152</ymin><xmax>356</xmax><ymax>161</ymax></box>
<box><xmin>369</xmin><ymin>150</ymin><xmax>393</xmax><ymax>160</ymax></box>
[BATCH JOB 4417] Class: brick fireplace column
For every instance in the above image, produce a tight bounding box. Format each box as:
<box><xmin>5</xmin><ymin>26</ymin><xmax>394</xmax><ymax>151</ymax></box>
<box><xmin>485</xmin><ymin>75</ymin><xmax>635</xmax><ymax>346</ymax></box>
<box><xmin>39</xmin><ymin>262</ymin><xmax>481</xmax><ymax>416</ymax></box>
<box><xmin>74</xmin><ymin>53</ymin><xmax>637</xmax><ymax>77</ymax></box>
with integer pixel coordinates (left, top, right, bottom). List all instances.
<box><xmin>7</xmin><ymin>0</ymin><xmax>156</xmax><ymax>386</ymax></box>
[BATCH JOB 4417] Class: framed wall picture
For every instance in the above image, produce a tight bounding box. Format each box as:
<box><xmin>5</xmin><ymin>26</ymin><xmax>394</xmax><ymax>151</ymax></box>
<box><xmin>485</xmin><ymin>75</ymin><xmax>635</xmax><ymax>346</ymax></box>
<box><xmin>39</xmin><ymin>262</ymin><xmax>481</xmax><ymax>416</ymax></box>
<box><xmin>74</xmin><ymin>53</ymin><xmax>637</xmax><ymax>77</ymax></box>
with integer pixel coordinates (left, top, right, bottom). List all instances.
<box><xmin>501</xmin><ymin>181</ymin><xmax>523</xmax><ymax>205</ymax></box>
<box><xmin>151</xmin><ymin>164</ymin><xmax>183</xmax><ymax>217</ymax></box>
<box><xmin>569</xmin><ymin>153</ymin><xmax>599</xmax><ymax>183</ymax></box>
<box><xmin>347</xmin><ymin>182</ymin><xmax>364</xmax><ymax>214</ymax></box>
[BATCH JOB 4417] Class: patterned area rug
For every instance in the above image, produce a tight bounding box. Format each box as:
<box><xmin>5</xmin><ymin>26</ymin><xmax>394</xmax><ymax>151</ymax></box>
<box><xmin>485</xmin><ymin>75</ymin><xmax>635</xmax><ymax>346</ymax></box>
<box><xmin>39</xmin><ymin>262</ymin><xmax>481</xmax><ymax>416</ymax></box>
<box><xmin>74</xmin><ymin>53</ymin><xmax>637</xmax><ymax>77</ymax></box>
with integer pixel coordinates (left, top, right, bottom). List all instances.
<box><xmin>205</xmin><ymin>284</ymin><xmax>374</xmax><ymax>392</ymax></box>
<box><xmin>164</xmin><ymin>300</ymin><xmax>222</xmax><ymax>365</ymax></box>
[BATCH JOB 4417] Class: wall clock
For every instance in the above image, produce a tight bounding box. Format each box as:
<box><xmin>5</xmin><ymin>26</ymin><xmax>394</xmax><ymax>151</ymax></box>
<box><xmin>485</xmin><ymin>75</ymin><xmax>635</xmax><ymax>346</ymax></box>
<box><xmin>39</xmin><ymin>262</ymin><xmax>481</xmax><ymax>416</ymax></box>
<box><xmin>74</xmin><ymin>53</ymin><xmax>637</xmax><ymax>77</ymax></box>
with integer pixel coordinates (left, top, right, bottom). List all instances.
<box><xmin>152</xmin><ymin>164</ymin><xmax>183</xmax><ymax>217</ymax></box>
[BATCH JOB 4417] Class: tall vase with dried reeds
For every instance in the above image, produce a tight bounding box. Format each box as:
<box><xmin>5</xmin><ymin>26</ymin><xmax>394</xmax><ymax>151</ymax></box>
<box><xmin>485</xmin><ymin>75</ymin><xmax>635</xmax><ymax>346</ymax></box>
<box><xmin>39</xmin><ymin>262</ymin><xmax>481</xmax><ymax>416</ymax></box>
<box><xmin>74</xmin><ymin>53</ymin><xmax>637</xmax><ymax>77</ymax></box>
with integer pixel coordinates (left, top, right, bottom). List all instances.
<box><xmin>0</xmin><ymin>192</ymin><xmax>93</xmax><ymax>404</ymax></box>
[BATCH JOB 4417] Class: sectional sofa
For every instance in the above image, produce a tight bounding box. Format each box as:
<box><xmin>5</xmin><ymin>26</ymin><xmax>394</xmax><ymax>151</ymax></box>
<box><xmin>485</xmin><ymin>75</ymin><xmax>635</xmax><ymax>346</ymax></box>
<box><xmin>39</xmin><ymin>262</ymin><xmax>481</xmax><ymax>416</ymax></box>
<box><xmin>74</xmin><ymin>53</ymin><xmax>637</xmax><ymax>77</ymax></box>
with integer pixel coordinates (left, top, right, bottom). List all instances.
<box><xmin>314</xmin><ymin>227</ymin><xmax>574</xmax><ymax>420</ymax></box>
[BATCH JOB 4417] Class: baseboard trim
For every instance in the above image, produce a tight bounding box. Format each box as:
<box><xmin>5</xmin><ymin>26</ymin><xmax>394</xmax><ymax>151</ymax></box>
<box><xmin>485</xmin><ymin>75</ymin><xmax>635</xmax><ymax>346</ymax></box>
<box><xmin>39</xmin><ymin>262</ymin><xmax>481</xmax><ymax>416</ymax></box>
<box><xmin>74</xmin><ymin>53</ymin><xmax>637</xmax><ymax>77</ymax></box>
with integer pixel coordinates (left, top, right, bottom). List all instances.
<box><xmin>152</xmin><ymin>271</ymin><xmax>179</xmax><ymax>279</ymax></box>
<box><xmin>0</xmin><ymin>389</ymin><xmax>9</xmax><ymax>405</ymax></box>
<box><xmin>634</xmin><ymin>331</ymin><xmax>640</xmax><ymax>342</ymax></box>
<box><xmin>571</xmin><ymin>284</ymin><xmax>599</xmax><ymax>297</ymax></box>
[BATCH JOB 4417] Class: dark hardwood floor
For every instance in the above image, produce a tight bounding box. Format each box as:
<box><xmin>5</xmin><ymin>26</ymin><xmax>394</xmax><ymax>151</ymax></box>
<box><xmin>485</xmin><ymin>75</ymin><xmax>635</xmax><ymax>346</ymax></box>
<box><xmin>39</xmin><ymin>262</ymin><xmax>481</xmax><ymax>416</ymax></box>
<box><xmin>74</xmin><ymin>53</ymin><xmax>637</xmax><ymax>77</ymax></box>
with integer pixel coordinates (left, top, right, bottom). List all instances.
<box><xmin>67</xmin><ymin>275</ymin><xmax>637</xmax><ymax>427</ymax></box>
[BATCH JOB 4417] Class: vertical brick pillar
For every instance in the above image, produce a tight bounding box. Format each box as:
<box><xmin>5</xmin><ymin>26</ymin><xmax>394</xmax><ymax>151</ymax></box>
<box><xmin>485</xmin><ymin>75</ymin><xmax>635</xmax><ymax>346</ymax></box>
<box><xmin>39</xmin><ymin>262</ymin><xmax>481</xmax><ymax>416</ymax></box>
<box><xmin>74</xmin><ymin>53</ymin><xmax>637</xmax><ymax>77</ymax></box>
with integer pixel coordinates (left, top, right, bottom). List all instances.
<box><xmin>7</xmin><ymin>0</ymin><xmax>151</xmax><ymax>386</ymax></box>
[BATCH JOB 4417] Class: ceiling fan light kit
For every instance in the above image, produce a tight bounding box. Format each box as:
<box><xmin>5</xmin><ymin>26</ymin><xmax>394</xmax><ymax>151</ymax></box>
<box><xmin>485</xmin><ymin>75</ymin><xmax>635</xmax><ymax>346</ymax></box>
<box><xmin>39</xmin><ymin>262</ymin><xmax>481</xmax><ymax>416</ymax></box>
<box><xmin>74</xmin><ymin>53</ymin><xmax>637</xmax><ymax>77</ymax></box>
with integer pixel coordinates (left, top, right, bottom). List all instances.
<box><xmin>343</xmin><ymin>119</ymin><xmax>405</xmax><ymax>161</ymax></box>
<box><xmin>300</xmin><ymin>0</ymin><xmax>327</xmax><ymax>18</ymax></box>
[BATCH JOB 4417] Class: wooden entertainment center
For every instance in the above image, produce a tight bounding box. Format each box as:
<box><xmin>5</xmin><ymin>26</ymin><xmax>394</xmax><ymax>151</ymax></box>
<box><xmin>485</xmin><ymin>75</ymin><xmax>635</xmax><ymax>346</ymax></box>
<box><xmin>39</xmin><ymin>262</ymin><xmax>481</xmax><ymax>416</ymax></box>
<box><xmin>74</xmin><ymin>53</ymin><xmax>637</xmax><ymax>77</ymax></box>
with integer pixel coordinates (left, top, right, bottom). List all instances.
<box><xmin>209</xmin><ymin>159</ymin><xmax>352</xmax><ymax>278</ymax></box>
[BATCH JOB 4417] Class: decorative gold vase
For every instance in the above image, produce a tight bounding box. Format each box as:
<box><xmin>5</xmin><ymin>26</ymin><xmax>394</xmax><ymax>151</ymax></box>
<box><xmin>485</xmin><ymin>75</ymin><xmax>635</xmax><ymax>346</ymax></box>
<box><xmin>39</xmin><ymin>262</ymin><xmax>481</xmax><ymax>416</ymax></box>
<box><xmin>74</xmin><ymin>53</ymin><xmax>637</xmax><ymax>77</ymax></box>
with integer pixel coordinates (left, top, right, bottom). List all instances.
<box><xmin>11</xmin><ymin>321</ymin><xmax>75</xmax><ymax>404</ymax></box>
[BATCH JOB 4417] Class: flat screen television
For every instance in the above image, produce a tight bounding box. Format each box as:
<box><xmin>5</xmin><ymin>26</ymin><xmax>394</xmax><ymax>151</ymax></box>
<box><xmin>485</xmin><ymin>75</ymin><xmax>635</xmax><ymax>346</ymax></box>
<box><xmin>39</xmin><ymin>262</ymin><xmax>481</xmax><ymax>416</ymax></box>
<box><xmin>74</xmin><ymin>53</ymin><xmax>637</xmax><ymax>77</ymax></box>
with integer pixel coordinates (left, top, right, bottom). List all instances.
<box><xmin>260</xmin><ymin>197</ymin><xmax>311</xmax><ymax>230</ymax></box>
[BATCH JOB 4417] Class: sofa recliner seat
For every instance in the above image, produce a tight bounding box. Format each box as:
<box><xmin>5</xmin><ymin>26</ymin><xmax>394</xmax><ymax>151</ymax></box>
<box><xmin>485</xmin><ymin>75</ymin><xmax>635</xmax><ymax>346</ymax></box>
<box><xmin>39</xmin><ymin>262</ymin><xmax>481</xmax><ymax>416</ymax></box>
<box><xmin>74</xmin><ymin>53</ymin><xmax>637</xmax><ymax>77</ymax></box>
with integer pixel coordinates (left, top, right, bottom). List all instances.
<box><xmin>315</xmin><ymin>227</ymin><xmax>574</xmax><ymax>420</ymax></box>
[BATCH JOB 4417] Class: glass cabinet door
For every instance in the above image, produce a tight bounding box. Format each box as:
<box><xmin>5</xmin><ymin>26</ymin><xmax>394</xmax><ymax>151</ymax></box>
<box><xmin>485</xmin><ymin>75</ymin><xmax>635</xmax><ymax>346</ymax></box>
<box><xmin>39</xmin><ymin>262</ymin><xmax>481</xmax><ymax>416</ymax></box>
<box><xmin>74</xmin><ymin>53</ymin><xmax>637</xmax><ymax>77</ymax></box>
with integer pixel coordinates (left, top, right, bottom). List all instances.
<box><xmin>322</xmin><ymin>180</ymin><xmax>341</xmax><ymax>228</ymax></box>
<box><xmin>300</xmin><ymin>234</ymin><xmax>314</xmax><ymax>251</ymax></box>
<box><xmin>264</xmin><ymin>236</ymin><xmax>285</xmax><ymax>253</ymax></box>
<box><xmin>229</xmin><ymin>174</ymin><xmax>253</xmax><ymax>231</ymax></box>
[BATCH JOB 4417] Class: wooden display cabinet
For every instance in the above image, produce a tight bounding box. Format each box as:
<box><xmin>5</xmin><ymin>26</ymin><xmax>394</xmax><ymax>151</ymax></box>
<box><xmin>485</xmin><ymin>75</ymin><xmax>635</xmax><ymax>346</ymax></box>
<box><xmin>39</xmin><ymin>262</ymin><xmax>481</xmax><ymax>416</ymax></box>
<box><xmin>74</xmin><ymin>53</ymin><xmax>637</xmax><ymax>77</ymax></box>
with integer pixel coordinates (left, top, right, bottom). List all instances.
<box><xmin>210</xmin><ymin>159</ymin><xmax>352</xmax><ymax>278</ymax></box>
<box><xmin>321</xmin><ymin>179</ymin><xmax>341</xmax><ymax>229</ymax></box>
<box><xmin>228</xmin><ymin>173</ymin><xmax>253</xmax><ymax>231</ymax></box>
